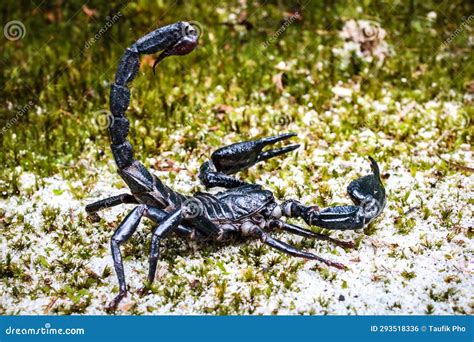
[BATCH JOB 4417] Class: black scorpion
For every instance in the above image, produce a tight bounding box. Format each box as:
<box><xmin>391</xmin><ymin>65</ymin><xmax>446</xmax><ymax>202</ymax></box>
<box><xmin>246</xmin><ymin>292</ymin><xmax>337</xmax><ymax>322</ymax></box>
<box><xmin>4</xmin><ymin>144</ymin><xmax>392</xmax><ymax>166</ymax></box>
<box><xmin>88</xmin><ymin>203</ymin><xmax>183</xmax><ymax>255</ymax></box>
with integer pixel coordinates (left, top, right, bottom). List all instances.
<box><xmin>85</xmin><ymin>22</ymin><xmax>386</xmax><ymax>310</ymax></box>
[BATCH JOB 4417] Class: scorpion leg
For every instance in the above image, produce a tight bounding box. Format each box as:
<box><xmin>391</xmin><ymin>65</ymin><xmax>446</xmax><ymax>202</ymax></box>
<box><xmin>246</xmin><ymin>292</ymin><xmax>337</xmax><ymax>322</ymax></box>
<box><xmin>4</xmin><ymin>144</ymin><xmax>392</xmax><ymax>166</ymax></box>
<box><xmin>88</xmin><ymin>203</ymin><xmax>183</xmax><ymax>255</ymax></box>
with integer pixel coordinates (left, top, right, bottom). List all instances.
<box><xmin>146</xmin><ymin>207</ymin><xmax>205</xmax><ymax>239</ymax></box>
<box><xmin>146</xmin><ymin>210</ymin><xmax>184</xmax><ymax>287</ymax></box>
<box><xmin>199</xmin><ymin>133</ymin><xmax>299</xmax><ymax>188</ymax></box>
<box><xmin>253</xmin><ymin>227</ymin><xmax>345</xmax><ymax>269</ymax></box>
<box><xmin>136</xmin><ymin>207</ymin><xmax>206</xmax><ymax>297</ymax></box>
<box><xmin>86</xmin><ymin>193</ymin><xmax>138</xmax><ymax>222</ymax></box>
<box><xmin>108</xmin><ymin>205</ymin><xmax>146</xmax><ymax>311</ymax></box>
<box><xmin>267</xmin><ymin>219</ymin><xmax>354</xmax><ymax>249</ymax></box>
<box><xmin>144</xmin><ymin>206</ymin><xmax>218</xmax><ymax>293</ymax></box>
<box><xmin>282</xmin><ymin>157</ymin><xmax>386</xmax><ymax>230</ymax></box>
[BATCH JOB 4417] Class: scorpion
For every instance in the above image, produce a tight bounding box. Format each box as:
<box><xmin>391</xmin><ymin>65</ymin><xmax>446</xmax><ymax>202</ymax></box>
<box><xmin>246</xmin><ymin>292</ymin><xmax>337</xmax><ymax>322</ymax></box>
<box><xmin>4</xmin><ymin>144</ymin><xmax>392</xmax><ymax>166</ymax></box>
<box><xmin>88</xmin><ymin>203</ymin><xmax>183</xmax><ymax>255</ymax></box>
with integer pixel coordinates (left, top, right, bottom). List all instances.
<box><xmin>85</xmin><ymin>22</ymin><xmax>386</xmax><ymax>310</ymax></box>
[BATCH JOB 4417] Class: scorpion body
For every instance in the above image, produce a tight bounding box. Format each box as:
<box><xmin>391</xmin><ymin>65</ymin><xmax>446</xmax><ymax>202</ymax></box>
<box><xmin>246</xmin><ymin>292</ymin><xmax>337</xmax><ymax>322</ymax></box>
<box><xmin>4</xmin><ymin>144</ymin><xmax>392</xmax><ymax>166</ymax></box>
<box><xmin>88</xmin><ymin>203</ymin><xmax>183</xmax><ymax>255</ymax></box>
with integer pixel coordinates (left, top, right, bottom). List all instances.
<box><xmin>86</xmin><ymin>22</ymin><xmax>386</xmax><ymax>310</ymax></box>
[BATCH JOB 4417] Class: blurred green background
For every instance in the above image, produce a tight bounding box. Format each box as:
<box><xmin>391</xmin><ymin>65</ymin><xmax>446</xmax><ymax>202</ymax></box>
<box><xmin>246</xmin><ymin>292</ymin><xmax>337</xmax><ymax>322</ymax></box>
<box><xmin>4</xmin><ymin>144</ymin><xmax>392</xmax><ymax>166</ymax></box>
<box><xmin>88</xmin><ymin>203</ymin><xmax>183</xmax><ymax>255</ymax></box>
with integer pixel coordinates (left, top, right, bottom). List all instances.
<box><xmin>0</xmin><ymin>0</ymin><xmax>472</xmax><ymax>195</ymax></box>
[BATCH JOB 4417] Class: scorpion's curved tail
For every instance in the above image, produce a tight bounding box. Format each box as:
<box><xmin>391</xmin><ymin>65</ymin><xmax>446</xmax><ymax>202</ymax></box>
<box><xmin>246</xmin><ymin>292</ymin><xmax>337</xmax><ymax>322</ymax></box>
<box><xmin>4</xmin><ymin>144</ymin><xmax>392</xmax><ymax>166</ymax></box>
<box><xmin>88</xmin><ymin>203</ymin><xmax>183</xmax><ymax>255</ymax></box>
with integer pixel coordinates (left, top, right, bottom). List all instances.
<box><xmin>108</xmin><ymin>22</ymin><xmax>198</xmax><ymax>190</ymax></box>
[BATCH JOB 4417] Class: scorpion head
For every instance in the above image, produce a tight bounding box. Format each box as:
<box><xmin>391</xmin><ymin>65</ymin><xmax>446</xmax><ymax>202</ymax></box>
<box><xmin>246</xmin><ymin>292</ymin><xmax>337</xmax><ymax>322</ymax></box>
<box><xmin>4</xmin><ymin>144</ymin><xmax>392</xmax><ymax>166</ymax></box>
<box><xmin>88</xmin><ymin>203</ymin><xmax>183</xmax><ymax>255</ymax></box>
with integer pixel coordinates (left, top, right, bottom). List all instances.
<box><xmin>153</xmin><ymin>21</ymin><xmax>199</xmax><ymax>74</ymax></box>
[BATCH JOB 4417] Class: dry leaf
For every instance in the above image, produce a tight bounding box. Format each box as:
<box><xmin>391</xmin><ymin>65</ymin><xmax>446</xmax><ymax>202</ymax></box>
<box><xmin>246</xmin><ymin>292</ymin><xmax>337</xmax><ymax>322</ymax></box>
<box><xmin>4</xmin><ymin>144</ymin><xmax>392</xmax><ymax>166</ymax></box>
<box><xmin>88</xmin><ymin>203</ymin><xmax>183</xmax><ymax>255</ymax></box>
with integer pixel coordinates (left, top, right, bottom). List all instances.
<box><xmin>213</xmin><ymin>104</ymin><xmax>233</xmax><ymax>113</ymax></box>
<box><xmin>272</xmin><ymin>72</ymin><xmax>286</xmax><ymax>92</ymax></box>
<box><xmin>85</xmin><ymin>267</ymin><xmax>100</xmax><ymax>280</ymax></box>
<box><xmin>120</xmin><ymin>299</ymin><xmax>136</xmax><ymax>312</ymax></box>
<box><xmin>141</xmin><ymin>55</ymin><xmax>155</xmax><ymax>68</ymax></box>
<box><xmin>82</xmin><ymin>5</ymin><xmax>98</xmax><ymax>18</ymax></box>
<box><xmin>371</xmin><ymin>275</ymin><xmax>383</xmax><ymax>282</ymax></box>
<box><xmin>284</xmin><ymin>10</ymin><xmax>303</xmax><ymax>22</ymax></box>
<box><xmin>238</xmin><ymin>10</ymin><xmax>249</xmax><ymax>24</ymax></box>
<box><xmin>466</xmin><ymin>80</ymin><xmax>474</xmax><ymax>93</ymax></box>
<box><xmin>45</xmin><ymin>12</ymin><xmax>56</xmax><ymax>22</ymax></box>
<box><xmin>43</xmin><ymin>297</ymin><xmax>58</xmax><ymax>314</ymax></box>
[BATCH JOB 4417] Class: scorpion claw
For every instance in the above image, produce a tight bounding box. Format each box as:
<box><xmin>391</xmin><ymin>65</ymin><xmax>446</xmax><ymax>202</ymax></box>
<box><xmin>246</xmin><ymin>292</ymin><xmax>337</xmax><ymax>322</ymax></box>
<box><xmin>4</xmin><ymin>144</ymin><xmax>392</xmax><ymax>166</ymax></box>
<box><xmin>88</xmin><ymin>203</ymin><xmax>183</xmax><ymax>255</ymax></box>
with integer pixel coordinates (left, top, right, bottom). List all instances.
<box><xmin>258</xmin><ymin>132</ymin><xmax>297</xmax><ymax>146</ymax></box>
<box><xmin>257</xmin><ymin>144</ymin><xmax>300</xmax><ymax>163</ymax></box>
<box><xmin>304</xmin><ymin>157</ymin><xmax>386</xmax><ymax>230</ymax></box>
<box><xmin>211</xmin><ymin>133</ymin><xmax>299</xmax><ymax>175</ymax></box>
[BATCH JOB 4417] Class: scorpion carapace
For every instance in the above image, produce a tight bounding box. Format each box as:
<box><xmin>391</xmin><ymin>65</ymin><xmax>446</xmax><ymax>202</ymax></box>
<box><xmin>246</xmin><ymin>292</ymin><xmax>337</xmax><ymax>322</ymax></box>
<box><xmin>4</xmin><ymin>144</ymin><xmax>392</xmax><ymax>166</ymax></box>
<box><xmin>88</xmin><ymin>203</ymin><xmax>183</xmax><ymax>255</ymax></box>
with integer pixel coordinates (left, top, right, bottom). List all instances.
<box><xmin>86</xmin><ymin>22</ymin><xmax>387</xmax><ymax>310</ymax></box>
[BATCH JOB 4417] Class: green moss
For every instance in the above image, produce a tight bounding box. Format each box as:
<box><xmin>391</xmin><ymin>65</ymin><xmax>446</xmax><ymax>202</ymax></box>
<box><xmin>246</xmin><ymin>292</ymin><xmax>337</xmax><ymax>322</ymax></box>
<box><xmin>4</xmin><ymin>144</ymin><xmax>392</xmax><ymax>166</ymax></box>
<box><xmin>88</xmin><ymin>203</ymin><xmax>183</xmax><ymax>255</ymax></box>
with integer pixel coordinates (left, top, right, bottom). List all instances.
<box><xmin>395</xmin><ymin>217</ymin><xmax>416</xmax><ymax>235</ymax></box>
<box><xmin>425</xmin><ymin>304</ymin><xmax>435</xmax><ymax>315</ymax></box>
<box><xmin>428</xmin><ymin>287</ymin><xmax>458</xmax><ymax>302</ymax></box>
<box><xmin>401</xmin><ymin>270</ymin><xmax>417</xmax><ymax>280</ymax></box>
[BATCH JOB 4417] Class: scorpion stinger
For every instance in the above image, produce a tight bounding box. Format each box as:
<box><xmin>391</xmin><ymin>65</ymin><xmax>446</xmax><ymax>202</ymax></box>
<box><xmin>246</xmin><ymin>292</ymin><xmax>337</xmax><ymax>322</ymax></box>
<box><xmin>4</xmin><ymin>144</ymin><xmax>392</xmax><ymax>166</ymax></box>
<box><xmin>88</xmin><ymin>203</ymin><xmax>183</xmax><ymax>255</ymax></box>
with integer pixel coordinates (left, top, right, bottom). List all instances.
<box><xmin>86</xmin><ymin>22</ymin><xmax>386</xmax><ymax>311</ymax></box>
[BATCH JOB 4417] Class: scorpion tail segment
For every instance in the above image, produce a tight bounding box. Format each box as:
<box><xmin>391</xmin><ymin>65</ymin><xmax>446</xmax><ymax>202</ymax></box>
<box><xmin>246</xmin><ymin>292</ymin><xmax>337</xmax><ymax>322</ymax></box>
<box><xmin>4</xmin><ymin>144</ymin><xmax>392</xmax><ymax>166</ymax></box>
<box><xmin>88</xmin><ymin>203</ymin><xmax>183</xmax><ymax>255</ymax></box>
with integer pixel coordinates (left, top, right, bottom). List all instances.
<box><xmin>152</xmin><ymin>28</ymin><xmax>198</xmax><ymax>74</ymax></box>
<box><xmin>109</xmin><ymin>22</ymin><xmax>198</xmax><ymax>171</ymax></box>
<box><xmin>114</xmin><ymin>50</ymin><xmax>140</xmax><ymax>86</ymax></box>
<box><xmin>109</xmin><ymin>50</ymin><xmax>138</xmax><ymax>169</ymax></box>
<box><xmin>134</xmin><ymin>22</ymin><xmax>197</xmax><ymax>55</ymax></box>
<box><xmin>255</xmin><ymin>228</ymin><xmax>345</xmax><ymax>269</ymax></box>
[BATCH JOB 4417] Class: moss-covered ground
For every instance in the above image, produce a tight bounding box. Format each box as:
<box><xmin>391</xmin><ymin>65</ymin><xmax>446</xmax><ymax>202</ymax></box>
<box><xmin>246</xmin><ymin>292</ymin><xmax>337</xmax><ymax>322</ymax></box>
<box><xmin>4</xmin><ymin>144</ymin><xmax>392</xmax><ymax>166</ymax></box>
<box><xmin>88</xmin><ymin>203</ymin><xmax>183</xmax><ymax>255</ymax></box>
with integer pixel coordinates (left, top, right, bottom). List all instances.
<box><xmin>0</xmin><ymin>0</ymin><xmax>472</xmax><ymax>314</ymax></box>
